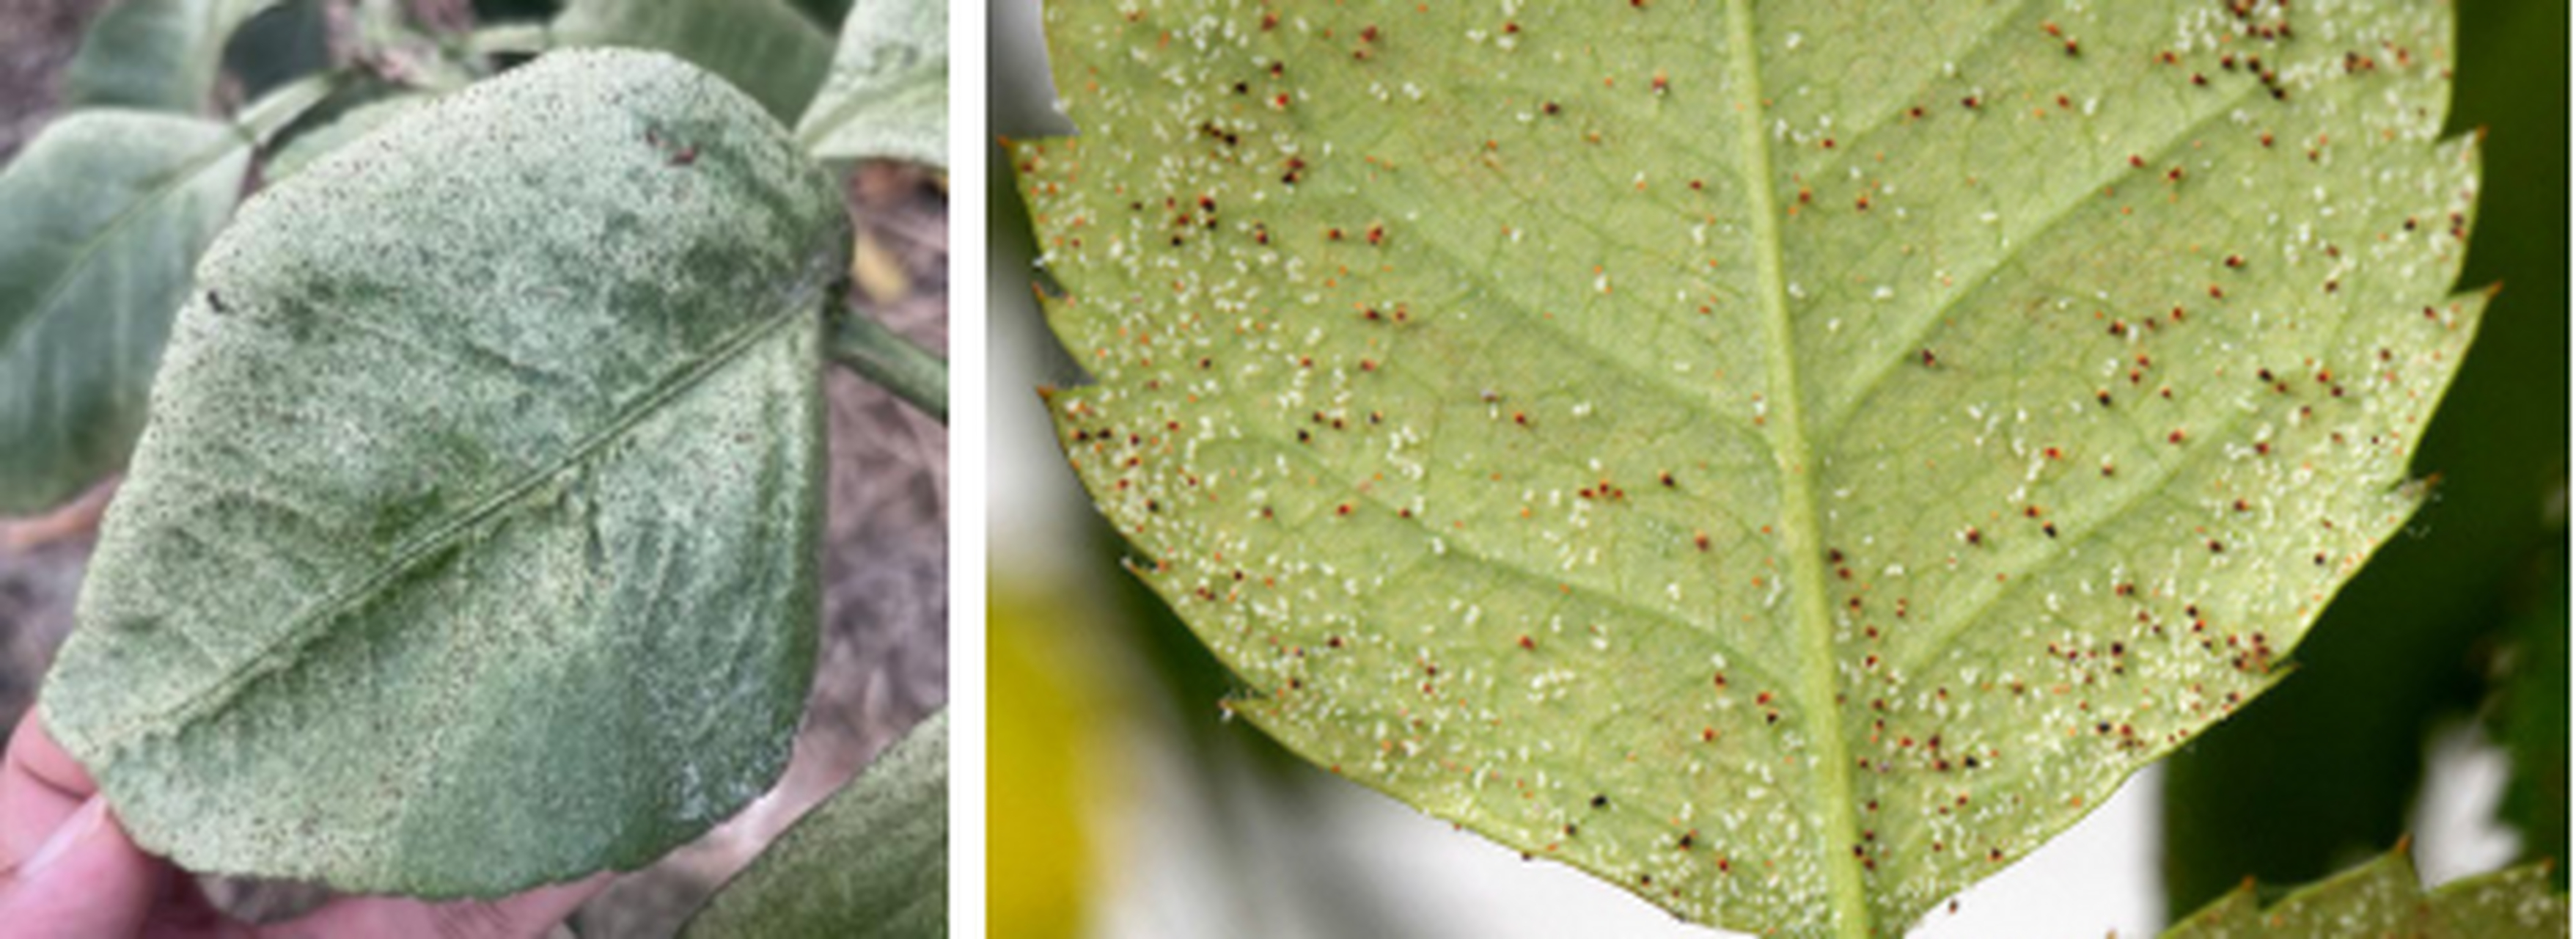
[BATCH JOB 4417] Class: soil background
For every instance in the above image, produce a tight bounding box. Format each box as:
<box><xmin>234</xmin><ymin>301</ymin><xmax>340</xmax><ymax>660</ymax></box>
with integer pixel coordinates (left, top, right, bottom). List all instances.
<box><xmin>0</xmin><ymin>2</ymin><xmax>950</xmax><ymax>935</ymax></box>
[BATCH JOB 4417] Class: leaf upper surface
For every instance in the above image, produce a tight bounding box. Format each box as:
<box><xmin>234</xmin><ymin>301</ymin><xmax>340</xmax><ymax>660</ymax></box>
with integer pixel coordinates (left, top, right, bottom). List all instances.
<box><xmin>681</xmin><ymin>709</ymin><xmax>950</xmax><ymax>939</ymax></box>
<box><xmin>552</xmin><ymin>0</ymin><xmax>837</xmax><ymax>123</ymax></box>
<box><xmin>1018</xmin><ymin>1</ymin><xmax>2483</xmax><ymax>935</ymax></box>
<box><xmin>263</xmin><ymin>93</ymin><xmax>429</xmax><ymax>183</ymax></box>
<box><xmin>794</xmin><ymin>0</ymin><xmax>949</xmax><ymax>168</ymax></box>
<box><xmin>0</xmin><ymin>111</ymin><xmax>247</xmax><ymax>514</ymax></box>
<box><xmin>42</xmin><ymin>48</ymin><xmax>851</xmax><ymax>896</ymax></box>
<box><xmin>64</xmin><ymin>0</ymin><xmax>285</xmax><ymax>112</ymax></box>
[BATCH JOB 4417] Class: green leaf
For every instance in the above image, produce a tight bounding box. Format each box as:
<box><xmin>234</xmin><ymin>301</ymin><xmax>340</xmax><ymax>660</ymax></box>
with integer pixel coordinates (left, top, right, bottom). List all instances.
<box><xmin>263</xmin><ymin>93</ymin><xmax>430</xmax><ymax>183</ymax></box>
<box><xmin>682</xmin><ymin>709</ymin><xmax>948</xmax><ymax>939</ymax></box>
<box><xmin>2493</xmin><ymin>539</ymin><xmax>2569</xmax><ymax>883</ymax></box>
<box><xmin>2160</xmin><ymin>0</ymin><xmax>2569</xmax><ymax>907</ymax></box>
<box><xmin>794</xmin><ymin>0</ymin><xmax>946</xmax><ymax>168</ymax></box>
<box><xmin>1016</xmin><ymin>3</ymin><xmax>2483</xmax><ymax>935</ymax></box>
<box><xmin>222</xmin><ymin>0</ymin><xmax>332</xmax><ymax>101</ymax></box>
<box><xmin>551</xmin><ymin>0</ymin><xmax>836</xmax><ymax>123</ymax></box>
<box><xmin>2164</xmin><ymin>850</ymin><xmax>2566</xmax><ymax>938</ymax></box>
<box><xmin>40</xmin><ymin>48</ymin><xmax>851</xmax><ymax>896</ymax></box>
<box><xmin>0</xmin><ymin>113</ymin><xmax>247</xmax><ymax>514</ymax></box>
<box><xmin>63</xmin><ymin>0</ymin><xmax>286</xmax><ymax>112</ymax></box>
<box><xmin>0</xmin><ymin>76</ymin><xmax>326</xmax><ymax>514</ymax></box>
<box><xmin>2429</xmin><ymin>859</ymin><xmax>2573</xmax><ymax>939</ymax></box>
<box><xmin>782</xmin><ymin>0</ymin><xmax>852</xmax><ymax>33</ymax></box>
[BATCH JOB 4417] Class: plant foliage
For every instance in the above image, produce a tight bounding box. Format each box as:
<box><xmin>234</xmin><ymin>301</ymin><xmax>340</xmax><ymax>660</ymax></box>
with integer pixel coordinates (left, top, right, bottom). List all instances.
<box><xmin>41</xmin><ymin>48</ymin><xmax>850</xmax><ymax>896</ymax></box>
<box><xmin>1019</xmin><ymin>1</ymin><xmax>2491</xmax><ymax>935</ymax></box>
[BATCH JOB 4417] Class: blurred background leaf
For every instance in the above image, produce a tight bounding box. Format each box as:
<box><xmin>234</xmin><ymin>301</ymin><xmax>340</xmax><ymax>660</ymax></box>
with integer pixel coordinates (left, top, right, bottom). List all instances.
<box><xmin>0</xmin><ymin>109</ymin><xmax>262</xmax><ymax>514</ymax></box>
<box><xmin>221</xmin><ymin>0</ymin><xmax>328</xmax><ymax>100</ymax></box>
<box><xmin>794</xmin><ymin>0</ymin><xmax>944</xmax><ymax>168</ymax></box>
<box><xmin>62</xmin><ymin>0</ymin><xmax>283</xmax><ymax>112</ymax></box>
<box><xmin>683</xmin><ymin>710</ymin><xmax>948</xmax><ymax>939</ymax></box>
<box><xmin>2158</xmin><ymin>0</ymin><xmax>2569</xmax><ymax>913</ymax></box>
<box><xmin>549</xmin><ymin>0</ymin><xmax>832</xmax><ymax>122</ymax></box>
<box><xmin>2490</xmin><ymin>540</ymin><xmax>2569</xmax><ymax>886</ymax></box>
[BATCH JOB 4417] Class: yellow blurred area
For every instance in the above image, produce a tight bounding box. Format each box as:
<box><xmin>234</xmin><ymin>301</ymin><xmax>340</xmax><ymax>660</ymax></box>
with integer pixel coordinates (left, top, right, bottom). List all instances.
<box><xmin>988</xmin><ymin>582</ymin><xmax>1110</xmax><ymax>939</ymax></box>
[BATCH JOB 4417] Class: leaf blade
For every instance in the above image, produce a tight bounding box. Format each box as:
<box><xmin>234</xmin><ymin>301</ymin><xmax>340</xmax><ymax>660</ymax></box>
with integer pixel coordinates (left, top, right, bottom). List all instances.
<box><xmin>681</xmin><ymin>709</ymin><xmax>950</xmax><ymax>939</ymax></box>
<box><xmin>0</xmin><ymin>110</ymin><xmax>249</xmax><ymax>514</ymax></box>
<box><xmin>63</xmin><ymin>0</ymin><xmax>285</xmax><ymax>113</ymax></box>
<box><xmin>1019</xmin><ymin>3</ymin><xmax>2482</xmax><ymax>935</ymax></box>
<box><xmin>2163</xmin><ymin>850</ymin><xmax>2567</xmax><ymax>938</ymax></box>
<box><xmin>551</xmin><ymin>0</ymin><xmax>836</xmax><ymax>123</ymax></box>
<box><xmin>41</xmin><ymin>48</ymin><xmax>851</xmax><ymax>896</ymax></box>
<box><xmin>793</xmin><ymin>0</ymin><xmax>947</xmax><ymax>168</ymax></box>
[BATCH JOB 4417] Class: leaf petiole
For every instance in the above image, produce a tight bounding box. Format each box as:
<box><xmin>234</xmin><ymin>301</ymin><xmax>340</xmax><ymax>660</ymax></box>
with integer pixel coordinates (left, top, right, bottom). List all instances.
<box><xmin>825</xmin><ymin>296</ymin><xmax>946</xmax><ymax>423</ymax></box>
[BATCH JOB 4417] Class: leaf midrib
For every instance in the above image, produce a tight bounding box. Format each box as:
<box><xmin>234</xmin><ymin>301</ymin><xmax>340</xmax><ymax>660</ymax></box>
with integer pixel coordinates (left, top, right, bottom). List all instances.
<box><xmin>87</xmin><ymin>272</ymin><xmax>832</xmax><ymax>754</ymax></box>
<box><xmin>1720</xmin><ymin>3</ymin><xmax>1871</xmax><ymax>937</ymax></box>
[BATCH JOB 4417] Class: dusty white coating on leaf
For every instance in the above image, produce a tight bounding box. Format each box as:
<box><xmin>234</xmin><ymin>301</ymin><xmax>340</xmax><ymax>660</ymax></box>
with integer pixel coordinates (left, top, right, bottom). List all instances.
<box><xmin>43</xmin><ymin>48</ymin><xmax>851</xmax><ymax>896</ymax></box>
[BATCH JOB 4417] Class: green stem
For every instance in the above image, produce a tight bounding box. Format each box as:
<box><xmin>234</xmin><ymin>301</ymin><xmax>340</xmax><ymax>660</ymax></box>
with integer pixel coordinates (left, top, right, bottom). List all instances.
<box><xmin>826</xmin><ymin>303</ymin><xmax>947</xmax><ymax>424</ymax></box>
<box><xmin>235</xmin><ymin>70</ymin><xmax>342</xmax><ymax>147</ymax></box>
<box><xmin>463</xmin><ymin>23</ymin><xmax>554</xmax><ymax>60</ymax></box>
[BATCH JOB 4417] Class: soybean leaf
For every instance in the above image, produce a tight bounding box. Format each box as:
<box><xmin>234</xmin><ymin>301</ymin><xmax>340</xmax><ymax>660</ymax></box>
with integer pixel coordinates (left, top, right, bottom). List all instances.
<box><xmin>0</xmin><ymin>77</ymin><xmax>331</xmax><ymax>514</ymax></box>
<box><xmin>794</xmin><ymin>0</ymin><xmax>947</xmax><ymax>169</ymax></box>
<box><xmin>682</xmin><ymin>709</ymin><xmax>949</xmax><ymax>939</ymax></box>
<box><xmin>2164</xmin><ymin>850</ymin><xmax>2566</xmax><ymax>938</ymax></box>
<box><xmin>551</xmin><ymin>0</ymin><xmax>836</xmax><ymax>123</ymax></box>
<box><xmin>0</xmin><ymin>115</ymin><xmax>243</xmax><ymax>514</ymax></box>
<box><xmin>63</xmin><ymin>0</ymin><xmax>286</xmax><ymax>112</ymax></box>
<box><xmin>263</xmin><ymin>93</ymin><xmax>430</xmax><ymax>183</ymax></box>
<box><xmin>1018</xmin><ymin>2</ymin><xmax>2484</xmax><ymax>935</ymax></box>
<box><xmin>40</xmin><ymin>48</ymin><xmax>851</xmax><ymax>896</ymax></box>
<box><xmin>221</xmin><ymin>0</ymin><xmax>331</xmax><ymax>101</ymax></box>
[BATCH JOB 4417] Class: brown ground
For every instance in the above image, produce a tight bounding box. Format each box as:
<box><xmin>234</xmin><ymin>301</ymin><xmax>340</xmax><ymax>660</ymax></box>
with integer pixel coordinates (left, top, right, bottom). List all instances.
<box><xmin>0</xmin><ymin>2</ymin><xmax>949</xmax><ymax>935</ymax></box>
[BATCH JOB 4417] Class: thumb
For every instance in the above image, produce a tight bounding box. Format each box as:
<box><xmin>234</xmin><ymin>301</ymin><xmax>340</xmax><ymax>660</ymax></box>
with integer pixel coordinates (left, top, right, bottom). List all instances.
<box><xmin>0</xmin><ymin>795</ymin><xmax>163</xmax><ymax>939</ymax></box>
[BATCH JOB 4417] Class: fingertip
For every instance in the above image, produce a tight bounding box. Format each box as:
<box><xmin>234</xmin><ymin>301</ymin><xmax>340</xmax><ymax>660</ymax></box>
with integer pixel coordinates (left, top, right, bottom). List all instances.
<box><xmin>1</xmin><ymin>712</ymin><xmax>100</xmax><ymax>866</ymax></box>
<box><xmin>0</xmin><ymin>795</ymin><xmax>164</xmax><ymax>939</ymax></box>
<box><xmin>7</xmin><ymin>708</ymin><xmax>99</xmax><ymax>798</ymax></box>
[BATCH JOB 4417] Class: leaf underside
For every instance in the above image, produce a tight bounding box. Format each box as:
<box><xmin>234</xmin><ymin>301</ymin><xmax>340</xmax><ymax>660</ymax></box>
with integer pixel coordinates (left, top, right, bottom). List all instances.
<box><xmin>42</xmin><ymin>48</ymin><xmax>851</xmax><ymax>896</ymax></box>
<box><xmin>795</xmin><ymin>0</ymin><xmax>950</xmax><ymax>168</ymax></box>
<box><xmin>0</xmin><ymin>111</ymin><xmax>248</xmax><ymax>514</ymax></box>
<box><xmin>2165</xmin><ymin>850</ymin><xmax>2566</xmax><ymax>938</ymax></box>
<box><xmin>1019</xmin><ymin>1</ymin><xmax>2481</xmax><ymax>935</ymax></box>
<box><xmin>681</xmin><ymin>709</ymin><xmax>950</xmax><ymax>939</ymax></box>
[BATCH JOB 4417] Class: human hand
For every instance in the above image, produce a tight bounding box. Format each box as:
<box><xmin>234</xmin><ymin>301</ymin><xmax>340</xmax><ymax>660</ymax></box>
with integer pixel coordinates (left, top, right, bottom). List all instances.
<box><xmin>0</xmin><ymin>711</ymin><xmax>608</xmax><ymax>938</ymax></box>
